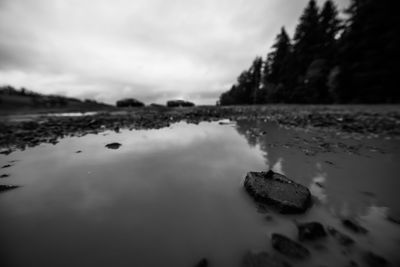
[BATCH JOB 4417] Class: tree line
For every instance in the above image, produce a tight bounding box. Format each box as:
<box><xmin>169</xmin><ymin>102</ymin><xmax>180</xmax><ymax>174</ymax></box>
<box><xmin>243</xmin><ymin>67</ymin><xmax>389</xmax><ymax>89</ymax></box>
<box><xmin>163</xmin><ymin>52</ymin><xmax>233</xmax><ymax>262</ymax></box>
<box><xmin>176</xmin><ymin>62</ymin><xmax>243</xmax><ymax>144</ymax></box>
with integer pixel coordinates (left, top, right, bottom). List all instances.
<box><xmin>0</xmin><ymin>85</ymin><xmax>106</xmax><ymax>107</ymax></box>
<box><xmin>219</xmin><ymin>0</ymin><xmax>399</xmax><ymax>105</ymax></box>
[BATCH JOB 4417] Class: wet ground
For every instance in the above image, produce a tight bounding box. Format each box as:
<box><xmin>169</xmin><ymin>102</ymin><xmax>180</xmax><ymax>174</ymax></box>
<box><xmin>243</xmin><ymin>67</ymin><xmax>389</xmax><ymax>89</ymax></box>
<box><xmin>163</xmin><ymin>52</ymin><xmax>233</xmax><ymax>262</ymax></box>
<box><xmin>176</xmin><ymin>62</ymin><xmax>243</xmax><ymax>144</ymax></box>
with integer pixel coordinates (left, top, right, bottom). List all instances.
<box><xmin>1</xmin><ymin>105</ymin><xmax>399</xmax><ymax>153</ymax></box>
<box><xmin>1</xmin><ymin>115</ymin><xmax>399</xmax><ymax>267</ymax></box>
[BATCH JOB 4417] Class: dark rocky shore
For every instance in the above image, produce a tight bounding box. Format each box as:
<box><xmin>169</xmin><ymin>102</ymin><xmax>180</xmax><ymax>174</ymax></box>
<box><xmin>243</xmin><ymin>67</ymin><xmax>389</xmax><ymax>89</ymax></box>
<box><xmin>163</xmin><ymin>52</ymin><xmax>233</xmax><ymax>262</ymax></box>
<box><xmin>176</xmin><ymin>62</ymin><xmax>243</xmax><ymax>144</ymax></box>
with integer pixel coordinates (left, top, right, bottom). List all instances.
<box><xmin>1</xmin><ymin>105</ymin><xmax>399</xmax><ymax>153</ymax></box>
<box><xmin>241</xmin><ymin>170</ymin><xmax>390</xmax><ymax>267</ymax></box>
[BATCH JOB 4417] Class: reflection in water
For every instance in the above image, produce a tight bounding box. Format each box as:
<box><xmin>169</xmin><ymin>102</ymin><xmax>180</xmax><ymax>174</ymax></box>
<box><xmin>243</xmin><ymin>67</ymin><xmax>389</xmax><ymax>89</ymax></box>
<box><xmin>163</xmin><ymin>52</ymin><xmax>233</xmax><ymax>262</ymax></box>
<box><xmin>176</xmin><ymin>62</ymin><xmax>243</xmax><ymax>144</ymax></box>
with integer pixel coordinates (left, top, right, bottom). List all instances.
<box><xmin>44</xmin><ymin>111</ymin><xmax>98</xmax><ymax>117</ymax></box>
<box><xmin>0</xmin><ymin>120</ymin><xmax>400</xmax><ymax>267</ymax></box>
<box><xmin>271</xmin><ymin>157</ymin><xmax>284</xmax><ymax>174</ymax></box>
<box><xmin>0</xmin><ymin>122</ymin><xmax>268</xmax><ymax>267</ymax></box>
<box><xmin>309</xmin><ymin>171</ymin><xmax>327</xmax><ymax>204</ymax></box>
<box><xmin>235</xmin><ymin>119</ymin><xmax>400</xmax><ymax>266</ymax></box>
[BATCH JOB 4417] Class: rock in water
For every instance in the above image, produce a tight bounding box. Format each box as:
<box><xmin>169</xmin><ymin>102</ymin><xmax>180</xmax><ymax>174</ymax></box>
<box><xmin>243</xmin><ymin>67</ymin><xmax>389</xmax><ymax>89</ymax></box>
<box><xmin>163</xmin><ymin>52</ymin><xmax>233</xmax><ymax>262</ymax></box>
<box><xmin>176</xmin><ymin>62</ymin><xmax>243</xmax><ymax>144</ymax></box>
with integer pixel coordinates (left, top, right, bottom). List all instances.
<box><xmin>387</xmin><ymin>210</ymin><xmax>400</xmax><ymax>225</ymax></box>
<box><xmin>271</xmin><ymin>234</ymin><xmax>310</xmax><ymax>259</ymax></box>
<box><xmin>194</xmin><ymin>258</ymin><xmax>208</xmax><ymax>267</ymax></box>
<box><xmin>342</xmin><ymin>219</ymin><xmax>368</xmax><ymax>234</ymax></box>
<box><xmin>362</xmin><ymin>251</ymin><xmax>388</xmax><ymax>267</ymax></box>
<box><xmin>0</xmin><ymin>148</ymin><xmax>12</xmax><ymax>155</ymax></box>
<box><xmin>242</xmin><ymin>251</ymin><xmax>292</xmax><ymax>267</ymax></box>
<box><xmin>297</xmin><ymin>221</ymin><xmax>327</xmax><ymax>241</ymax></box>
<box><xmin>244</xmin><ymin>170</ymin><xmax>311</xmax><ymax>214</ymax></box>
<box><xmin>105</xmin><ymin>142</ymin><xmax>122</xmax><ymax>149</ymax></box>
<box><xmin>0</xmin><ymin>184</ymin><xmax>19</xmax><ymax>192</ymax></box>
<box><xmin>327</xmin><ymin>226</ymin><xmax>355</xmax><ymax>246</ymax></box>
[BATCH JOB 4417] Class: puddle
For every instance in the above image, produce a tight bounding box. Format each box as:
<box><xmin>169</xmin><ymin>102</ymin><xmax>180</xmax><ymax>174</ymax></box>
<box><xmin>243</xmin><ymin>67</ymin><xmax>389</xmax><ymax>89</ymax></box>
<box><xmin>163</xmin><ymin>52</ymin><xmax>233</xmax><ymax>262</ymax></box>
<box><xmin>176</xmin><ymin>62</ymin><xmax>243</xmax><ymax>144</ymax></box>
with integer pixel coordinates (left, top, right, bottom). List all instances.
<box><xmin>0</xmin><ymin>120</ymin><xmax>399</xmax><ymax>267</ymax></box>
<box><xmin>43</xmin><ymin>112</ymin><xmax>98</xmax><ymax>117</ymax></box>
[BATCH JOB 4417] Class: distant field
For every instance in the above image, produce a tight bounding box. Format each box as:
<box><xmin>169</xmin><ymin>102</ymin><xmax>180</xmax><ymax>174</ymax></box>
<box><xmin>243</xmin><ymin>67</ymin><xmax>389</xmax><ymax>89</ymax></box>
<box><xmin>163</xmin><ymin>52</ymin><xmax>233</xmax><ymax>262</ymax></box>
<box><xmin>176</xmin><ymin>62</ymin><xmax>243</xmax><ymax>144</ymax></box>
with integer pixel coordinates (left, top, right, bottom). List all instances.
<box><xmin>0</xmin><ymin>94</ymin><xmax>114</xmax><ymax>115</ymax></box>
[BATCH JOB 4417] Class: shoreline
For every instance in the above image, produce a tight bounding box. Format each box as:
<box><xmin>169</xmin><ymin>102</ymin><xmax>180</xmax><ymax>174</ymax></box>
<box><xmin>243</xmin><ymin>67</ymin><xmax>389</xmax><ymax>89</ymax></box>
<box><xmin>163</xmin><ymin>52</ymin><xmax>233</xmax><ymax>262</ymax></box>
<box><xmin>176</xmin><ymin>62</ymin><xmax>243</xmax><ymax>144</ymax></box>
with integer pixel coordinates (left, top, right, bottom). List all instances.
<box><xmin>1</xmin><ymin>105</ymin><xmax>399</xmax><ymax>154</ymax></box>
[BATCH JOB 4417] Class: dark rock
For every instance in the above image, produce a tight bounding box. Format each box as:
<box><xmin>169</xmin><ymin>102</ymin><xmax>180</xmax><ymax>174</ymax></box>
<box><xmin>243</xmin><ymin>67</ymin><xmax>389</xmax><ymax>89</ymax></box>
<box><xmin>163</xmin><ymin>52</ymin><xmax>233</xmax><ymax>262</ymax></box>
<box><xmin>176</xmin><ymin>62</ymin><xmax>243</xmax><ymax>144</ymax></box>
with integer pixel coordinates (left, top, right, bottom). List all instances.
<box><xmin>265</xmin><ymin>214</ymin><xmax>274</xmax><ymax>221</ymax></box>
<box><xmin>194</xmin><ymin>258</ymin><xmax>208</xmax><ymax>267</ymax></box>
<box><xmin>347</xmin><ymin>260</ymin><xmax>359</xmax><ymax>267</ymax></box>
<box><xmin>105</xmin><ymin>142</ymin><xmax>122</xmax><ymax>149</ymax></box>
<box><xmin>342</xmin><ymin>219</ymin><xmax>368</xmax><ymax>234</ymax></box>
<box><xmin>21</xmin><ymin>121</ymin><xmax>39</xmax><ymax>130</ymax></box>
<box><xmin>0</xmin><ymin>148</ymin><xmax>12</xmax><ymax>155</ymax></box>
<box><xmin>150</xmin><ymin>103</ymin><xmax>165</xmax><ymax>108</ymax></box>
<box><xmin>166</xmin><ymin>100</ymin><xmax>195</xmax><ymax>107</ymax></box>
<box><xmin>386</xmin><ymin>210</ymin><xmax>400</xmax><ymax>225</ymax></box>
<box><xmin>271</xmin><ymin>233</ymin><xmax>311</xmax><ymax>259</ymax></box>
<box><xmin>116</xmin><ymin>98</ymin><xmax>144</xmax><ymax>107</ymax></box>
<box><xmin>244</xmin><ymin>170</ymin><xmax>311</xmax><ymax>214</ymax></box>
<box><xmin>0</xmin><ymin>184</ymin><xmax>19</xmax><ymax>192</ymax></box>
<box><xmin>327</xmin><ymin>226</ymin><xmax>355</xmax><ymax>246</ymax></box>
<box><xmin>297</xmin><ymin>221</ymin><xmax>327</xmax><ymax>241</ymax></box>
<box><xmin>0</xmin><ymin>174</ymin><xmax>10</xmax><ymax>178</ymax></box>
<box><xmin>242</xmin><ymin>251</ymin><xmax>291</xmax><ymax>267</ymax></box>
<box><xmin>75</xmin><ymin>150</ymin><xmax>82</xmax><ymax>153</ymax></box>
<box><xmin>2</xmin><ymin>164</ymin><xmax>12</xmax><ymax>168</ymax></box>
<box><xmin>360</xmin><ymin>191</ymin><xmax>376</xmax><ymax>197</ymax></box>
<box><xmin>362</xmin><ymin>251</ymin><xmax>388</xmax><ymax>267</ymax></box>
<box><xmin>313</xmin><ymin>243</ymin><xmax>327</xmax><ymax>251</ymax></box>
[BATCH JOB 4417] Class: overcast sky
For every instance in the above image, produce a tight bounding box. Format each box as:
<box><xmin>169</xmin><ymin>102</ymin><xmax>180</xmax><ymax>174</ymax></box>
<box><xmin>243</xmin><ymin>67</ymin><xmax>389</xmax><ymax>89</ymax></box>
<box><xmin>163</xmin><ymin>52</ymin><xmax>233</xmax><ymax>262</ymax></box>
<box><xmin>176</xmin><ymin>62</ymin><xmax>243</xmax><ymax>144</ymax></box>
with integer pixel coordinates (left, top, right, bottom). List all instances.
<box><xmin>0</xmin><ymin>0</ymin><xmax>349</xmax><ymax>105</ymax></box>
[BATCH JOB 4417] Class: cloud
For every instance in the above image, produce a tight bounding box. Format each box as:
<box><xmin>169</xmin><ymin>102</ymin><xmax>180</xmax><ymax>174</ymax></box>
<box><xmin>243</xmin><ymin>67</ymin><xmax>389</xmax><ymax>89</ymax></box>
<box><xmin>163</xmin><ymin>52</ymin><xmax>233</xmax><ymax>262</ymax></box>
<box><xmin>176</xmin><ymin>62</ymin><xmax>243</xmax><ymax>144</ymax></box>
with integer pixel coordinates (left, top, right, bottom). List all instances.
<box><xmin>0</xmin><ymin>0</ymin><xmax>349</xmax><ymax>105</ymax></box>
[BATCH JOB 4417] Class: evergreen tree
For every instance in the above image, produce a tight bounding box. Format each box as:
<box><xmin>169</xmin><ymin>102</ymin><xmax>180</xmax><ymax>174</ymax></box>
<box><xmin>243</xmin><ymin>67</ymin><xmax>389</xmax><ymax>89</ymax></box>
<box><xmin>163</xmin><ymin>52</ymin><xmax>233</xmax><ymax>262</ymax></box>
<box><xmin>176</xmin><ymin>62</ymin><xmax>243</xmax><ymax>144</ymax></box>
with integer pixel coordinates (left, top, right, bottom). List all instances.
<box><xmin>236</xmin><ymin>70</ymin><xmax>253</xmax><ymax>104</ymax></box>
<box><xmin>336</xmin><ymin>0</ymin><xmax>400</xmax><ymax>103</ymax></box>
<box><xmin>219</xmin><ymin>58</ymin><xmax>263</xmax><ymax>105</ymax></box>
<box><xmin>319</xmin><ymin>0</ymin><xmax>341</xmax><ymax>61</ymax></box>
<box><xmin>219</xmin><ymin>0</ymin><xmax>399</xmax><ymax>105</ymax></box>
<box><xmin>290</xmin><ymin>0</ymin><xmax>324</xmax><ymax>103</ymax></box>
<box><xmin>264</xmin><ymin>27</ymin><xmax>295</xmax><ymax>102</ymax></box>
<box><xmin>293</xmin><ymin>0</ymin><xmax>322</xmax><ymax>70</ymax></box>
<box><xmin>249</xmin><ymin>57</ymin><xmax>263</xmax><ymax>104</ymax></box>
<box><xmin>268</xmin><ymin>27</ymin><xmax>291</xmax><ymax>84</ymax></box>
<box><xmin>304</xmin><ymin>0</ymin><xmax>342</xmax><ymax>103</ymax></box>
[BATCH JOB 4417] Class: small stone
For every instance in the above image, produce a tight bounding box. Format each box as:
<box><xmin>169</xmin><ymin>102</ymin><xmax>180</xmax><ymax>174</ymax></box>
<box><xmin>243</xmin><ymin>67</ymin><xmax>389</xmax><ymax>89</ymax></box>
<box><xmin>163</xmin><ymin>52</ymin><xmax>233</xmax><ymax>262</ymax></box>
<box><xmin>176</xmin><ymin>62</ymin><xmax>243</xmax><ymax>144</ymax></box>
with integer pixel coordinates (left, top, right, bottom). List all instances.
<box><xmin>75</xmin><ymin>150</ymin><xmax>82</xmax><ymax>153</ymax></box>
<box><xmin>0</xmin><ymin>174</ymin><xmax>10</xmax><ymax>178</ymax></box>
<box><xmin>348</xmin><ymin>260</ymin><xmax>359</xmax><ymax>267</ymax></box>
<box><xmin>313</xmin><ymin>243</ymin><xmax>327</xmax><ymax>251</ymax></box>
<box><xmin>242</xmin><ymin>251</ymin><xmax>291</xmax><ymax>267</ymax></box>
<box><xmin>386</xmin><ymin>210</ymin><xmax>400</xmax><ymax>225</ymax></box>
<box><xmin>0</xmin><ymin>184</ymin><xmax>19</xmax><ymax>192</ymax></box>
<box><xmin>105</xmin><ymin>142</ymin><xmax>122</xmax><ymax>149</ymax></box>
<box><xmin>194</xmin><ymin>258</ymin><xmax>208</xmax><ymax>267</ymax></box>
<box><xmin>327</xmin><ymin>226</ymin><xmax>355</xmax><ymax>246</ymax></box>
<box><xmin>1</xmin><ymin>164</ymin><xmax>12</xmax><ymax>169</ymax></box>
<box><xmin>265</xmin><ymin>215</ymin><xmax>274</xmax><ymax>221</ymax></box>
<box><xmin>342</xmin><ymin>219</ymin><xmax>368</xmax><ymax>234</ymax></box>
<box><xmin>297</xmin><ymin>221</ymin><xmax>327</xmax><ymax>241</ymax></box>
<box><xmin>0</xmin><ymin>148</ymin><xmax>12</xmax><ymax>155</ymax></box>
<box><xmin>360</xmin><ymin>191</ymin><xmax>375</xmax><ymax>197</ymax></box>
<box><xmin>362</xmin><ymin>251</ymin><xmax>388</xmax><ymax>267</ymax></box>
<box><xmin>271</xmin><ymin>233</ymin><xmax>310</xmax><ymax>259</ymax></box>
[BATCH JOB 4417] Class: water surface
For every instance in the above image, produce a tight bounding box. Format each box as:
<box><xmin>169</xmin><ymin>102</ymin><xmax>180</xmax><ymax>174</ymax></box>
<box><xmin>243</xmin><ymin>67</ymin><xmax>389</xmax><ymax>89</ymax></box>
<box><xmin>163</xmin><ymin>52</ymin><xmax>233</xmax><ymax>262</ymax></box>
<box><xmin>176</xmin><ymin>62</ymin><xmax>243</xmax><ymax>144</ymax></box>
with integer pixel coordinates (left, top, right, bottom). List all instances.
<box><xmin>1</xmin><ymin>120</ymin><xmax>399</xmax><ymax>267</ymax></box>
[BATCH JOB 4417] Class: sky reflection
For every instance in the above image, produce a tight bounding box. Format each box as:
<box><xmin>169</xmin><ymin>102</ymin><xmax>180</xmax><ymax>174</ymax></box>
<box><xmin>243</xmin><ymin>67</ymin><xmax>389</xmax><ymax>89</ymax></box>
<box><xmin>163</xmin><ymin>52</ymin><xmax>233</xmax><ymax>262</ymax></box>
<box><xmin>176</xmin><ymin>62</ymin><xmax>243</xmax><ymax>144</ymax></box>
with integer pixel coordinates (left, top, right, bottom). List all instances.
<box><xmin>0</xmin><ymin>120</ymin><xmax>399</xmax><ymax>266</ymax></box>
